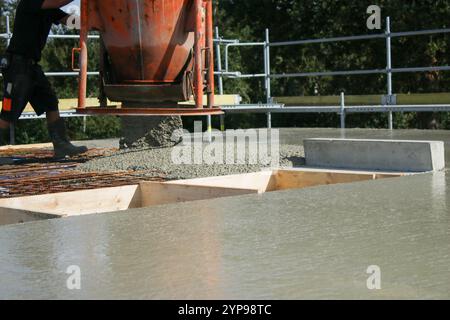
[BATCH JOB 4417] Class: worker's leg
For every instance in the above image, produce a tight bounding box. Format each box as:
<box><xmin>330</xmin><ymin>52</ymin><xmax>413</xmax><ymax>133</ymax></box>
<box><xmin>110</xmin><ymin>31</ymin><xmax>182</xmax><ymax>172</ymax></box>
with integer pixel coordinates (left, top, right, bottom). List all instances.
<box><xmin>1</xmin><ymin>56</ymin><xmax>32</xmax><ymax>147</ymax></box>
<box><xmin>46</xmin><ymin>110</ymin><xmax>60</xmax><ymax>124</ymax></box>
<box><xmin>30</xmin><ymin>65</ymin><xmax>87</xmax><ymax>158</ymax></box>
<box><xmin>0</xmin><ymin>119</ymin><xmax>9</xmax><ymax>129</ymax></box>
<box><xmin>0</xmin><ymin>57</ymin><xmax>31</xmax><ymax>164</ymax></box>
<box><xmin>47</xmin><ymin>117</ymin><xmax>88</xmax><ymax>158</ymax></box>
<box><xmin>0</xmin><ymin>119</ymin><xmax>10</xmax><ymax>149</ymax></box>
<box><xmin>0</xmin><ymin>123</ymin><xmax>12</xmax><ymax>164</ymax></box>
<box><xmin>0</xmin><ymin>120</ymin><xmax>9</xmax><ymax>147</ymax></box>
<box><xmin>0</xmin><ymin>120</ymin><xmax>11</xmax><ymax>164</ymax></box>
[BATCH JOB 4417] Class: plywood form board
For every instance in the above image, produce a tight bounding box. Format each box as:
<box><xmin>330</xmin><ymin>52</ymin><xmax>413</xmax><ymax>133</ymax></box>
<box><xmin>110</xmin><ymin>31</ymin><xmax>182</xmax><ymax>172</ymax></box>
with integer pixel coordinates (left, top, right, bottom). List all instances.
<box><xmin>0</xmin><ymin>185</ymin><xmax>140</xmax><ymax>217</ymax></box>
<box><xmin>139</xmin><ymin>182</ymin><xmax>260</xmax><ymax>207</ymax></box>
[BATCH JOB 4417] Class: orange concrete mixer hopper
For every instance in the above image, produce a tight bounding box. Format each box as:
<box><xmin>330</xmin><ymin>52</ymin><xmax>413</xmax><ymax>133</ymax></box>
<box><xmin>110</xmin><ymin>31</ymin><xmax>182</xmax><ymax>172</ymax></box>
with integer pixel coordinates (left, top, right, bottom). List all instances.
<box><xmin>76</xmin><ymin>0</ymin><xmax>221</xmax><ymax>116</ymax></box>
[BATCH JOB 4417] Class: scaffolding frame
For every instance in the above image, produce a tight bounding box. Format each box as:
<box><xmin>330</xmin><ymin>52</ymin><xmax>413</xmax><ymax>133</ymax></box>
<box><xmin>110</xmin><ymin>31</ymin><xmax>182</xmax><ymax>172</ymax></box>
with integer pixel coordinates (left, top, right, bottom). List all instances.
<box><xmin>1</xmin><ymin>14</ymin><xmax>450</xmax><ymax>144</ymax></box>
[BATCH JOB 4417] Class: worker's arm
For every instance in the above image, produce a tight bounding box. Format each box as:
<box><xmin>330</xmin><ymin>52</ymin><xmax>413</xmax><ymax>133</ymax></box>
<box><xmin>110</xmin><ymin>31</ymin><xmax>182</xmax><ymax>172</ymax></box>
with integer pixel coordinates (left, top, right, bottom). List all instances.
<box><xmin>41</xmin><ymin>0</ymin><xmax>74</xmax><ymax>9</ymax></box>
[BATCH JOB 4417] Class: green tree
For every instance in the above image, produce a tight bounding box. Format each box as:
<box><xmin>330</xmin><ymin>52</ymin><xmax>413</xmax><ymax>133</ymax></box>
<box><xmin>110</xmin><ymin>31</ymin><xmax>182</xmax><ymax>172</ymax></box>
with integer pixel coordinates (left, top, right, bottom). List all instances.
<box><xmin>216</xmin><ymin>0</ymin><xmax>450</xmax><ymax>129</ymax></box>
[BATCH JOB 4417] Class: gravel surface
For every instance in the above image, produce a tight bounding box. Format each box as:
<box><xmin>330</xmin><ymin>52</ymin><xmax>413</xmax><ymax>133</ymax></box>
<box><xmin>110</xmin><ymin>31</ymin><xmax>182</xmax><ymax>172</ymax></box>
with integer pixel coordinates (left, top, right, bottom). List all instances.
<box><xmin>78</xmin><ymin>143</ymin><xmax>305</xmax><ymax>180</ymax></box>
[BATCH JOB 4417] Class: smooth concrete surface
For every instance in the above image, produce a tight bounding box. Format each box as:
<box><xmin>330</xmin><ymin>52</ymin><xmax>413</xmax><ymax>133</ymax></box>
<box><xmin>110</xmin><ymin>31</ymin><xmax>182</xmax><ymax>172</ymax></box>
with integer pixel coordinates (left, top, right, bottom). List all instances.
<box><xmin>0</xmin><ymin>207</ymin><xmax>58</xmax><ymax>226</ymax></box>
<box><xmin>304</xmin><ymin>138</ymin><xmax>445</xmax><ymax>172</ymax></box>
<box><xmin>0</xmin><ymin>171</ymin><xmax>449</xmax><ymax>299</ymax></box>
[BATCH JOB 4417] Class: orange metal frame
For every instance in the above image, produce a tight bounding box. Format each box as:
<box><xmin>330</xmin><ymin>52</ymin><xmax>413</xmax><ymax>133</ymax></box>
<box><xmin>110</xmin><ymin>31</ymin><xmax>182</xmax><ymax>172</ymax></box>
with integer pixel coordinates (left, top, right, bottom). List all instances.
<box><xmin>76</xmin><ymin>0</ymin><xmax>221</xmax><ymax>117</ymax></box>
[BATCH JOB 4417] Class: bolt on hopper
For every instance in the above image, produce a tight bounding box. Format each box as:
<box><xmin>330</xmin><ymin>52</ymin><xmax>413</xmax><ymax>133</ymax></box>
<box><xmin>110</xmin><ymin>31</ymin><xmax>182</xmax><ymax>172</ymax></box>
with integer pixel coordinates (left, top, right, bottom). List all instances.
<box><xmin>75</xmin><ymin>0</ymin><xmax>222</xmax><ymax>116</ymax></box>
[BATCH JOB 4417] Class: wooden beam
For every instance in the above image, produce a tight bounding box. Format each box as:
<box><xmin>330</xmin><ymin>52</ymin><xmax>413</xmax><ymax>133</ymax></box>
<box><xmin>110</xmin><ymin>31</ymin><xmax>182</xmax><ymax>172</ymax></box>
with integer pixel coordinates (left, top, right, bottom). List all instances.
<box><xmin>179</xmin><ymin>94</ymin><xmax>242</xmax><ymax>106</ymax></box>
<box><xmin>0</xmin><ymin>185</ymin><xmax>140</xmax><ymax>217</ymax></box>
<box><xmin>0</xmin><ymin>142</ymin><xmax>53</xmax><ymax>151</ymax></box>
<box><xmin>275</xmin><ymin>95</ymin><xmax>381</xmax><ymax>106</ymax></box>
<box><xmin>273</xmin><ymin>169</ymin><xmax>404</xmax><ymax>191</ymax></box>
<box><xmin>0</xmin><ymin>95</ymin><xmax>242</xmax><ymax>113</ymax></box>
<box><xmin>396</xmin><ymin>93</ymin><xmax>450</xmax><ymax>105</ymax></box>
<box><xmin>139</xmin><ymin>182</ymin><xmax>259</xmax><ymax>207</ymax></box>
<box><xmin>0</xmin><ymin>98</ymin><xmax>115</xmax><ymax>113</ymax></box>
<box><xmin>275</xmin><ymin>92</ymin><xmax>450</xmax><ymax>106</ymax></box>
<box><xmin>274</xmin><ymin>170</ymin><xmax>375</xmax><ymax>190</ymax></box>
<box><xmin>167</xmin><ymin>171</ymin><xmax>275</xmax><ymax>193</ymax></box>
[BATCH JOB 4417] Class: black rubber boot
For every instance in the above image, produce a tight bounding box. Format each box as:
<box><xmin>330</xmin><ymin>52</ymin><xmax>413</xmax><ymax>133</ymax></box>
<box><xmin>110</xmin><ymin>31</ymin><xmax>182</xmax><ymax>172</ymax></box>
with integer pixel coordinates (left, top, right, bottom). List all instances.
<box><xmin>0</xmin><ymin>127</ymin><xmax>13</xmax><ymax>165</ymax></box>
<box><xmin>48</xmin><ymin>118</ymin><xmax>88</xmax><ymax>158</ymax></box>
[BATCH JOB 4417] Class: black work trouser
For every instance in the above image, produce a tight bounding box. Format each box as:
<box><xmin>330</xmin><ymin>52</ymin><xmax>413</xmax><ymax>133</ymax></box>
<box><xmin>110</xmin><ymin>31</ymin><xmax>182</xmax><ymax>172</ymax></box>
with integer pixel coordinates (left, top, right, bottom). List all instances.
<box><xmin>1</xmin><ymin>54</ymin><xmax>59</xmax><ymax>123</ymax></box>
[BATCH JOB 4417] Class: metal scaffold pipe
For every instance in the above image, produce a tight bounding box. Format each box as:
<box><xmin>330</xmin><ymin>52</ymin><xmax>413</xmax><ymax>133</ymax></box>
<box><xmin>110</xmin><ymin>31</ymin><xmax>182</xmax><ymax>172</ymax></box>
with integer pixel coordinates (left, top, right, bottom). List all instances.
<box><xmin>386</xmin><ymin>17</ymin><xmax>394</xmax><ymax>130</ymax></box>
<box><xmin>77</xmin><ymin>0</ymin><xmax>88</xmax><ymax>110</ymax></box>
<box><xmin>215</xmin><ymin>27</ymin><xmax>226</xmax><ymax>132</ymax></box>
<box><xmin>5</xmin><ymin>14</ymin><xmax>14</xmax><ymax>145</ymax></box>
<box><xmin>340</xmin><ymin>92</ymin><xmax>346</xmax><ymax>129</ymax></box>
<box><xmin>265</xmin><ymin>28</ymin><xmax>272</xmax><ymax>129</ymax></box>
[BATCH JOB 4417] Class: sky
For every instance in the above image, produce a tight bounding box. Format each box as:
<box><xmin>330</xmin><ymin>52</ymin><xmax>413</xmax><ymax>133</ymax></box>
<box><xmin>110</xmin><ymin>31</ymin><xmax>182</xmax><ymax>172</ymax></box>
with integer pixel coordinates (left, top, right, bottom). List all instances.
<box><xmin>62</xmin><ymin>0</ymin><xmax>80</xmax><ymax>14</ymax></box>
<box><xmin>62</xmin><ymin>0</ymin><xmax>80</xmax><ymax>12</ymax></box>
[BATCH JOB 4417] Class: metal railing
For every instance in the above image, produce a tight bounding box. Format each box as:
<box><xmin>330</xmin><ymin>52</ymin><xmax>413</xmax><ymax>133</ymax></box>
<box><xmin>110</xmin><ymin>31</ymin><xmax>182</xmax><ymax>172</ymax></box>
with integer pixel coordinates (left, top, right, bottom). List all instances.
<box><xmin>1</xmin><ymin>14</ymin><xmax>450</xmax><ymax>144</ymax></box>
<box><xmin>219</xmin><ymin>17</ymin><xmax>450</xmax><ymax>129</ymax></box>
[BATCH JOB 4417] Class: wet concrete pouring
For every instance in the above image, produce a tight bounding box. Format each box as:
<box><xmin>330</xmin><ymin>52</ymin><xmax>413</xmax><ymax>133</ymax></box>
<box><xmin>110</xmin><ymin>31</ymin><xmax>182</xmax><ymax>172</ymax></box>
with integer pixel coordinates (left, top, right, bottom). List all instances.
<box><xmin>1</xmin><ymin>128</ymin><xmax>449</xmax><ymax>299</ymax></box>
<box><xmin>78</xmin><ymin>143</ymin><xmax>305</xmax><ymax>180</ymax></box>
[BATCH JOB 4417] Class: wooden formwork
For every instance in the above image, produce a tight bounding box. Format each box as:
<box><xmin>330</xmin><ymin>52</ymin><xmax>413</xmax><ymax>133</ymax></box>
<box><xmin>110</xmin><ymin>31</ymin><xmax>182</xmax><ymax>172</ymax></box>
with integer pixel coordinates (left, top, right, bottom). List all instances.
<box><xmin>0</xmin><ymin>168</ymin><xmax>406</xmax><ymax>226</ymax></box>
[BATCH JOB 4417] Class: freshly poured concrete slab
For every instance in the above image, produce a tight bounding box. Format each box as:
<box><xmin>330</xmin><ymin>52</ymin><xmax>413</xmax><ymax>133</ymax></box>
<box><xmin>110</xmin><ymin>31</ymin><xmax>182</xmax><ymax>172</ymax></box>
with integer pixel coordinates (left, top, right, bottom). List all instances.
<box><xmin>0</xmin><ymin>172</ymin><xmax>448</xmax><ymax>299</ymax></box>
<box><xmin>0</xmin><ymin>207</ymin><xmax>58</xmax><ymax>226</ymax></box>
<box><xmin>0</xmin><ymin>169</ymin><xmax>405</xmax><ymax>225</ymax></box>
<box><xmin>304</xmin><ymin>138</ymin><xmax>445</xmax><ymax>172</ymax></box>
